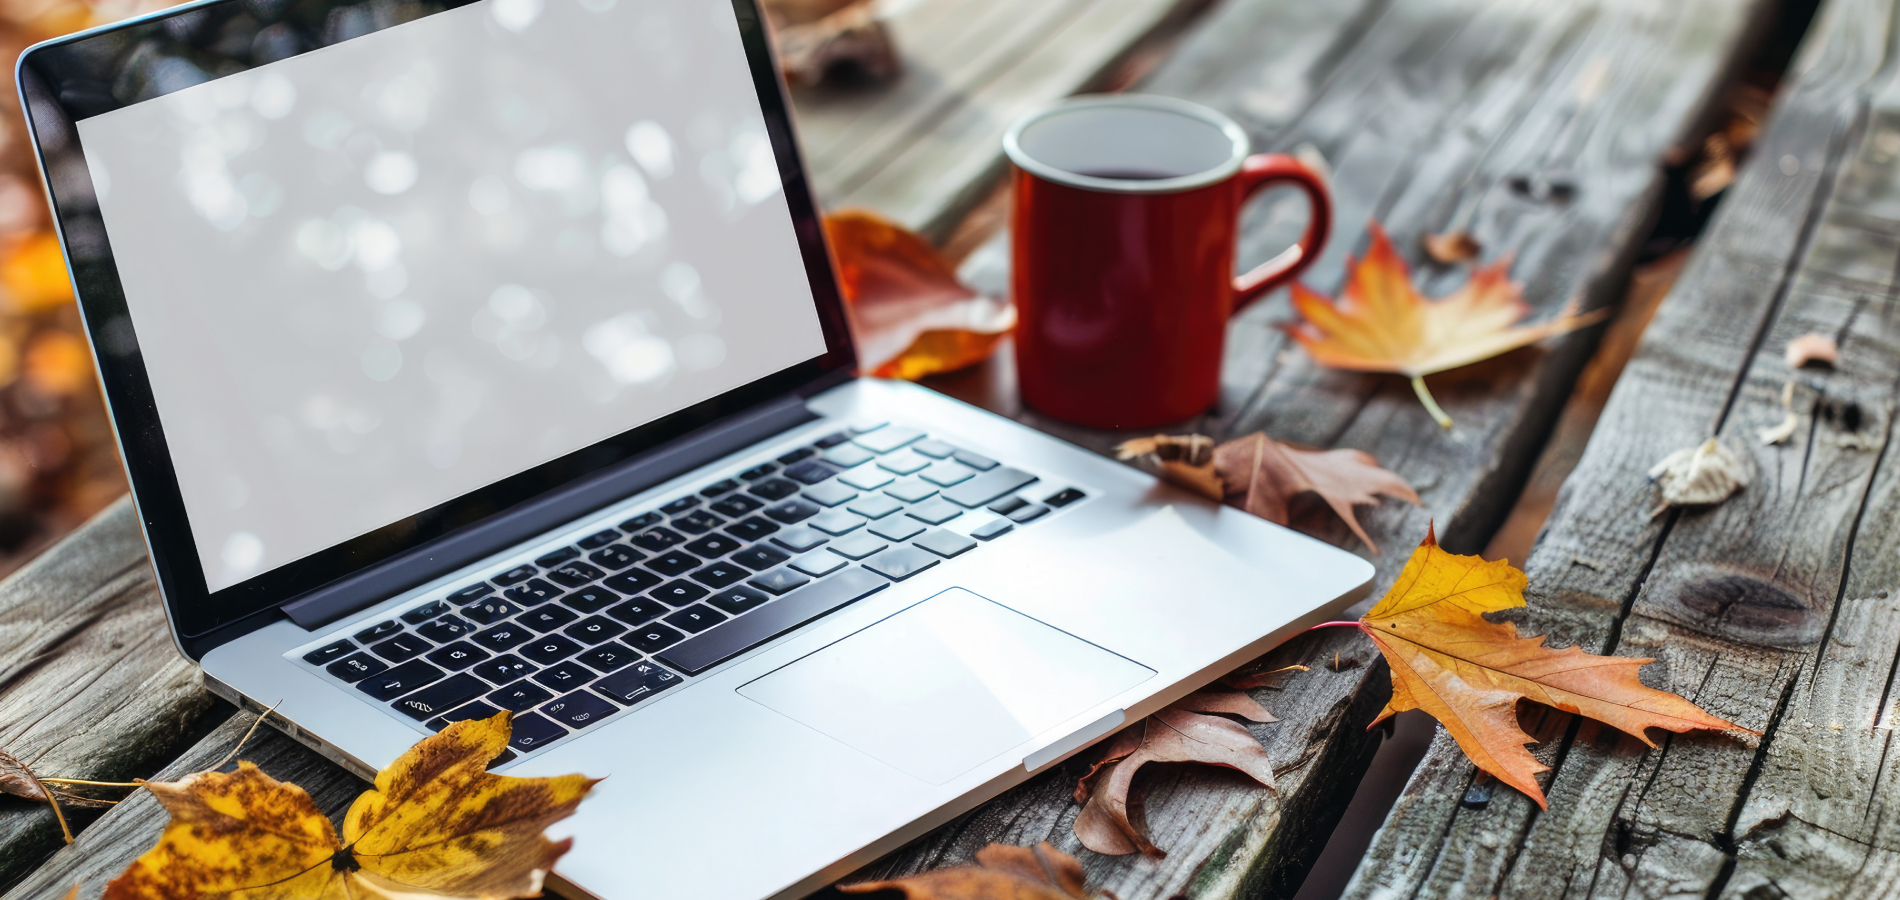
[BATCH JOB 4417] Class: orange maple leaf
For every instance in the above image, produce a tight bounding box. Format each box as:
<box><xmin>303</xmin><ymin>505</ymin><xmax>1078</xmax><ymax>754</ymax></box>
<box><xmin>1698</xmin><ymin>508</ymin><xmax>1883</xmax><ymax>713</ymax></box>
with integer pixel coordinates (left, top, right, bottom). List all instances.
<box><xmin>1353</xmin><ymin>527</ymin><xmax>1749</xmax><ymax>807</ymax></box>
<box><xmin>823</xmin><ymin>209</ymin><xmax>1014</xmax><ymax>381</ymax></box>
<box><xmin>1285</xmin><ymin>222</ymin><xmax>1605</xmax><ymax>428</ymax></box>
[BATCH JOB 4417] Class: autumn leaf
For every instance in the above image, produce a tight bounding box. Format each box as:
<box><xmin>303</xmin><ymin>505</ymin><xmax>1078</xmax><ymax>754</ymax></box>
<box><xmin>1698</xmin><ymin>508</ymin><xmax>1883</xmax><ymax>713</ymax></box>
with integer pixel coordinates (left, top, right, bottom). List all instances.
<box><xmin>1071</xmin><ymin>690</ymin><xmax>1276</xmax><ymax>858</ymax></box>
<box><xmin>1285</xmin><ymin>222</ymin><xmax>1606</xmax><ymax>428</ymax></box>
<box><xmin>1648</xmin><ymin>438</ymin><xmax>1749</xmax><ymax>515</ymax></box>
<box><xmin>1352</xmin><ymin>526</ymin><xmax>1747</xmax><ymax>808</ymax></box>
<box><xmin>1422</xmin><ymin>229</ymin><xmax>1481</xmax><ymax>264</ymax></box>
<box><xmin>824</xmin><ymin>209</ymin><xmax>1014</xmax><ymax>381</ymax></box>
<box><xmin>105</xmin><ymin>711</ymin><xmax>597</xmax><ymax>900</ymax></box>
<box><xmin>1</xmin><ymin>747</ymin><xmax>74</xmax><ymax>842</ymax></box>
<box><xmin>840</xmin><ymin>842</ymin><xmax>1096</xmax><ymax>900</ymax></box>
<box><xmin>1118</xmin><ymin>432</ymin><xmax>1417</xmax><ymax>553</ymax></box>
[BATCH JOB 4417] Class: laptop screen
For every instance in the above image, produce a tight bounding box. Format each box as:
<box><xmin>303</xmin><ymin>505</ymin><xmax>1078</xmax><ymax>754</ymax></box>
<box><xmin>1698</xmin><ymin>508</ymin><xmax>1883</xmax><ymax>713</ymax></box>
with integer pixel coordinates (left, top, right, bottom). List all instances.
<box><xmin>68</xmin><ymin>0</ymin><xmax>829</xmax><ymax>591</ymax></box>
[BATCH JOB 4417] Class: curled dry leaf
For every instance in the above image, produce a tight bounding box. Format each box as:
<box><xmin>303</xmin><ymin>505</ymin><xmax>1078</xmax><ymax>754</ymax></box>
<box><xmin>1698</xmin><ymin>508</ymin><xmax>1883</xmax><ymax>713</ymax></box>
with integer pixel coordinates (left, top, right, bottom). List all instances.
<box><xmin>1784</xmin><ymin>332</ymin><xmax>1839</xmax><ymax>369</ymax></box>
<box><xmin>1286</xmin><ymin>222</ymin><xmax>1606</xmax><ymax>428</ymax></box>
<box><xmin>1422</xmin><ymin>229</ymin><xmax>1481</xmax><ymax>264</ymax></box>
<box><xmin>105</xmin><ymin>711</ymin><xmax>597</xmax><ymax>900</ymax></box>
<box><xmin>840</xmin><ymin>841</ymin><xmax>1095</xmax><ymax>900</ymax></box>
<box><xmin>1353</xmin><ymin>526</ymin><xmax>1748</xmax><ymax>808</ymax></box>
<box><xmin>1071</xmin><ymin>690</ymin><xmax>1276</xmax><ymax>858</ymax></box>
<box><xmin>1</xmin><ymin>746</ymin><xmax>74</xmax><ymax>843</ymax></box>
<box><xmin>767</xmin><ymin>0</ymin><xmax>900</xmax><ymax>87</ymax></box>
<box><xmin>824</xmin><ymin>210</ymin><xmax>1015</xmax><ymax>381</ymax></box>
<box><xmin>1117</xmin><ymin>432</ymin><xmax>1418</xmax><ymax>553</ymax></box>
<box><xmin>1648</xmin><ymin>438</ymin><xmax>1749</xmax><ymax>516</ymax></box>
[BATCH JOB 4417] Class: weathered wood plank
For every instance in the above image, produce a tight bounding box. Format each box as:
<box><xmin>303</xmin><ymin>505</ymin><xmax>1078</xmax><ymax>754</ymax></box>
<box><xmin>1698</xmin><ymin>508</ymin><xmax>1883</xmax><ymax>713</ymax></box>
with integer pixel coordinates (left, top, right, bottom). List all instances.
<box><xmin>1340</xmin><ymin>1</ymin><xmax>1900</xmax><ymax>898</ymax></box>
<box><xmin>0</xmin><ymin>498</ymin><xmax>217</xmax><ymax>889</ymax></box>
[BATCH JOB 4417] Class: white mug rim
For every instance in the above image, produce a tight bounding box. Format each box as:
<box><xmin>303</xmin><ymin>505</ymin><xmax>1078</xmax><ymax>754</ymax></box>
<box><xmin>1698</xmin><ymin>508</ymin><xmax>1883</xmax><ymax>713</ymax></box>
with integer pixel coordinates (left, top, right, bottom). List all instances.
<box><xmin>1003</xmin><ymin>94</ymin><xmax>1252</xmax><ymax>195</ymax></box>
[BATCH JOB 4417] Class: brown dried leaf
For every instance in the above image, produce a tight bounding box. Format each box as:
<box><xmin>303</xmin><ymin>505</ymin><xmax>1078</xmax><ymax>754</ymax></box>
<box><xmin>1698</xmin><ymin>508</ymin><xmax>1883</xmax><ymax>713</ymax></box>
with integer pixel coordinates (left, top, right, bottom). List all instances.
<box><xmin>1219</xmin><ymin>664</ymin><xmax>1308</xmax><ymax>690</ymax></box>
<box><xmin>1072</xmin><ymin>696</ymin><xmax>1277</xmax><ymax>858</ymax></box>
<box><xmin>1170</xmin><ymin>689</ymin><xmax>1276</xmax><ymax>723</ymax></box>
<box><xmin>840</xmin><ymin>842</ymin><xmax>1093</xmax><ymax>900</ymax></box>
<box><xmin>824</xmin><ymin>210</ymin><xmax>1014</xmax><ymax>380</ymax></box>
<box><xmin>773</xmin><ymin>0</ymin><xmax>900</xmax><ymax>87</ymax></box>
<box><xmin>1785</xmin><ymin>333</ymin><xmax>1839</xmax><ymax>369</ymax></box>
<box><xmin>1422</xmin><ymin>229</ymin><xmax>1481</xmax><ymax>264</ymax></box>
<box><xmin>1648</xmin><ymin>438</ymin><xmax>1749</xmax><ymax>515</ymax></box>
<box><xmin>0</xmin><ymin>748</ymin><xmax>50</xmax><ymax>803</ymax></box>
<box><xmin>1213</xmin><ymin>433</ymin><xmax>1419</xmax><ymax>553</ymax></box>
<box><xmin>1115</xmin><ymin>435</ymin><xmax>1221</xmax><ymax>500</ymax></box>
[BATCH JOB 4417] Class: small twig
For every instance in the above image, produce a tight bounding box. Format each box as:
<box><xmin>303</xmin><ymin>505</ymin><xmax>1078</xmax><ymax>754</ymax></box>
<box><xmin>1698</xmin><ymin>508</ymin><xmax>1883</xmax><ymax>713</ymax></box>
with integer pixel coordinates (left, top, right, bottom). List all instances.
<box><xmin>210</xmin><ymin>700</ymin><xmax>284</xmax><ymax>772</ymax></box>
<box><xmin>1304</xmin><ymin>620</ymin><xmax>1364</xmax><ymax>633</ymax></box>
<box><xmin>38</xmin><ymin>778</ymin><xmax>141</xmax><ymax>787</ymax></box>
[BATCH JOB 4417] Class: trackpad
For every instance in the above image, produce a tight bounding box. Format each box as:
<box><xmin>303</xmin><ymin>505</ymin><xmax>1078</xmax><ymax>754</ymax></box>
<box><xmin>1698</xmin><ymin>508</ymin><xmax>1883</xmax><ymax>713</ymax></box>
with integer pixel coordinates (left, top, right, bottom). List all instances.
<box><xmin>738</xmin><ymin>587</ymin><xmax>1154</xmax><ymax>784</ymax></box>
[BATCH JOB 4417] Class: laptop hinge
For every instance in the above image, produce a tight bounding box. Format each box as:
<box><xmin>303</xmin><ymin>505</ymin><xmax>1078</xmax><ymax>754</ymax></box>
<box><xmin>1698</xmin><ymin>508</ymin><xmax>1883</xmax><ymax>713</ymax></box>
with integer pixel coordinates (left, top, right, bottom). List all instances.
<box><xmin>281</xmin><ymin>394</ymin><xmax>820</xmax><ymax>630</ymax></box>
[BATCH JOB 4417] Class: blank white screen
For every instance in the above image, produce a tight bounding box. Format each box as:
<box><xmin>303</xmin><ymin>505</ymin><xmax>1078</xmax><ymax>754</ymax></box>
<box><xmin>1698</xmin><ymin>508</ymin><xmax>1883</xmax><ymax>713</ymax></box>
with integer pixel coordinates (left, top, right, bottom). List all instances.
<box><xmin>76</xmin><ymin>0</ymin><xmax>827</xmax><ymax>591</ymax></box>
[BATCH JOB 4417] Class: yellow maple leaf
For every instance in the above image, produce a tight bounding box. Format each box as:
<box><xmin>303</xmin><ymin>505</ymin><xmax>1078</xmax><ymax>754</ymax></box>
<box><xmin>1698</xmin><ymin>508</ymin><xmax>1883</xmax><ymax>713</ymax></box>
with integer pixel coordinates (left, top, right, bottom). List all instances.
<box><xmin>1286</xmin><ymin>222</ymin><xmax>1605</xmax><ymax>428</ymax></box>
<box><xmin>1353</xmin><ymin>527</ymin><xmax>1748</xmax><ymax>807</ymax></box>
<box><xmin>105</xmin><ymin>711</ymin><xmax>597</xmax><ymax>899</ymax></box>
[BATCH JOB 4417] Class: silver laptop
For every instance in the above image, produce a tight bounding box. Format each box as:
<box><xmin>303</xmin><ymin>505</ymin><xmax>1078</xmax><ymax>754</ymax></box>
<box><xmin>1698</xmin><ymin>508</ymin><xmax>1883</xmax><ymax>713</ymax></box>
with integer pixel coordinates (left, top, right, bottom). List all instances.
<box><xmin>18</xmin><ymin>0</ymin><xmax>1373</xmax><ymax>896</ymax></box>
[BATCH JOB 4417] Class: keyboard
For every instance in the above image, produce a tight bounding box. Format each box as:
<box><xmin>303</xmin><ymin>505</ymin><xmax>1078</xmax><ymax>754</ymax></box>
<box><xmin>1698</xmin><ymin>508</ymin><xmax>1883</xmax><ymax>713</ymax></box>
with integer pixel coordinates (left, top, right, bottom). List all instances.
<box><xmin>291</xmin><ymin>421</ymin><xmax>1089</xmax><ymax>757</ymax></box>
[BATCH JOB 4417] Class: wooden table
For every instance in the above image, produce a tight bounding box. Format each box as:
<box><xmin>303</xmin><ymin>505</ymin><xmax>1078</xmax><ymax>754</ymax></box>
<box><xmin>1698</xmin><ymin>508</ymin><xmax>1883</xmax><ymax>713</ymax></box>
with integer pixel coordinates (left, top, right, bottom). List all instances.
<box><xmin>0</xmin><ymin>0</ymin><xmax>1848</xmax><ymax>896</ymax></box>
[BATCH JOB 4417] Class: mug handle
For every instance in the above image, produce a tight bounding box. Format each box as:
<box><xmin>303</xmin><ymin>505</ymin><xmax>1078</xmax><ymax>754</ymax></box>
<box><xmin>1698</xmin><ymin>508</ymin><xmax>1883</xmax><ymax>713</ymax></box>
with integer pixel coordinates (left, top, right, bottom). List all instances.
<box><xmin>1231</xmin><ymin>153</ymin><xmax>1331</xmax><ymax>312</ymax></box>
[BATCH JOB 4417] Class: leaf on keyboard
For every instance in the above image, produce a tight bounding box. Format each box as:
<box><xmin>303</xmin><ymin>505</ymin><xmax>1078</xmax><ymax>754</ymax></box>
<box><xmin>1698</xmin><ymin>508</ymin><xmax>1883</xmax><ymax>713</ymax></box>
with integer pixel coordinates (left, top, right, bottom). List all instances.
<box><xmin>104</xmin><ymin>711</ymin><xmax>598</xmax><ymax>900</ymax></box>
<box><xmin>840</xmin><ymin>841</ymin><xmax>1097</xmax><ymax>899</ymax></box>
<box><xmin>1070</xmin><ymin>690</ymin><xmax>1277</xmax><ymax>858</ymax></box>
<box><xmin>824</xmin><ymin>209</ymin><xmax>1015</xmax><ymax>381</ymax></box>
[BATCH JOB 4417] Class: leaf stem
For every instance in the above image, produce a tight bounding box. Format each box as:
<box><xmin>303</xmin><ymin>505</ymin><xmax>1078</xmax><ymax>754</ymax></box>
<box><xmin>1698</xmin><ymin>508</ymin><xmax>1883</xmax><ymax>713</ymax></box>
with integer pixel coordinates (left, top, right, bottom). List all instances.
<box><xmin>1305</xmin><ymin>621</ymin><xmax>1365</xmax><ymax>632</ymax></box>
<box><xmin>1411</xmin><ymin>375</ymin><xmax>1453</xmax><ymax>429</ymax></box>
<box><xmin>37</xmin><ymin>778</ymin><xmax>142</xmax><ymax>787</ymax></box>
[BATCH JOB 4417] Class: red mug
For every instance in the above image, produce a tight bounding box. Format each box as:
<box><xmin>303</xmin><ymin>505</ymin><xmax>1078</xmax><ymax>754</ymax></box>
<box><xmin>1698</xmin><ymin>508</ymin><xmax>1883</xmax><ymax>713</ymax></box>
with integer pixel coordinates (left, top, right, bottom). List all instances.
<box><xmin>1003</xmin><ymin>95</ymin><xmax>1331</xmax><ymax>428</ymax></box>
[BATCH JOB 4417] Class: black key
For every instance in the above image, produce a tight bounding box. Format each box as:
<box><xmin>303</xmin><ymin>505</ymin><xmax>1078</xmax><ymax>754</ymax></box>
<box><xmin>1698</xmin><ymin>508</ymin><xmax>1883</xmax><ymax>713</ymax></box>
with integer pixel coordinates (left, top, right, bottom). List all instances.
<box><xmin>748</xmin><ymin>567</ymin><xmax>812</xmax><ymax>595</ymax></box>
<box><xmin>658</xmin><ymin>568</ymin><xmax>888</xmax><ymax>675</ymax></box>
<box><xmin>504</xmin><ymin>578</ymin><xmax>562</xmax><ymax>606</ymax></box>
<box><xmin>471</xmin><ymin>654</ymin><xmax>537</xmax><ymax>684</ymax></box>
<box><xmin>465</xmin><ymin>596</ymin><xmax>525</xmax><ymax>626</ymax></box>
<box><xmin>864</xmin><ymin>545</ymin><xmax>940</xmax><ymax>581</ymax></box>
<box><xmin>471</xmin><ymin>623</ymin><xmax>532</xmax><ymax>652</ymax></box>
<box><xmin>561</xmin><ymin>586</ymin><xmax>624</xmax><ymax>615</ymax></box>
<box><xmin>647</xmin><ymin>550</ymin><xmax>703</xmax><ymax>576</ymax></box>
<box><xmin>427</xmin><ymin>700</ymin><xmax>502</xmax><ymax>732</ymax></box>
<box><xmin>506</xmin><ymin>712</ymin><xmax>567</xmax><ymax>751</ymax></box>
<box><xmin>393</xmin><ymin>673</ymin><xmax>487</xmax><ymax>721</ymax></box>
<box><xmin>710</xmin><ymin>494</ymin><xmax>765</xmax><ymax>517</ymax></box>
<box><xmin>359</xmin><ymin>660</ymin><xmax>445</xmax><ymax>701</ymax></box>
<box><xmin>594</xmin><ymin>662</ymin><xmax>683</xmax><ymax>705</ymax></box>
<box><xmin>661</xmin><ymin>495</ymin><xmax>700</xmax><ymax>515</ymax></box>
<box><xmin>825</xmin><ymin>443</ymin><xmax>877</xmax><ymax>467</ymax></box>
<box><xmin>606</xmin><ymin>597</ymin><xmax>669</xmax><ymax>626</ymax></box>
<box><xmin>303</xmin><ymin>639</ymin><xmax>355</xmax><ymax>665</ymax></box>
<box><xmin>731</xmin><ymin>544</ymin><xmax>791</xmax><ymax>571</ymax></box>
<box><xmin>690</xmin><ymin>562</ymin><xmax>748</xmax><ymax>588</ymax></box>
<box><xmin>906</xmin><ymin>497</ymin><xmax>964</xmax><ymax>525</ymax></box>
<box><xmin>327</xmin><ymin>653</ymin><xmax>387</xmax><ymax>682</ymax></box>
<box><xmin>588</xmin><ymin>545</ymin><xmax>643</xmax><ymax>571</ymax></box>
<box><xmin>706</xmin><ymin>585</ymin><xmax>771</xmax><ymax>616</ymax></box>
<box><xmin>541</xmin><ymin>690</ymin><xmax>619</xmax><ymax>729</ymax></box>
<box><xmin>828</xmin><ymin>532</ymin><xmax>890</xmax><ymax>559</ymax></box>
<box><xmin>1009</xmin><ymin>504</ymin><xmax>1050</xmax><ymax>523</ymax></box>
<box><xmin>629</xmin><ymin>527</ymin><xmax>687</xmax><ymax>552</ymax></box>
<box><xmin>625</xmin><ymin>622</ymin><xmax>687</xmax><ymax>653</ymax></box>
<box><xmin>868</xmin><ymin>517</ymin><xmax>925</xmax><ymax>542</ymax></box>
<box><xmin>533</xmin><ymin>661</ymin><xmax>597</xmax><ymax>692</ymax></box>
<box><xmin>520</xmin><ymin>605</ymin><xmax>580</xmax><ymax>632</ymax></box>
<box><xmin>547</xmin><ymin>561</ymin><xmax>605</xmax><ymax>588</ymax></box>
<box><xmin>764</xmin><ymin>499</ymin><xmax>821</xmax><ymax>524</ymax></box>
<box><xmin>401</xmin><ymin>600</ymin><xmax>451</xmax><ymax>624</ymax></box>
<box><xmin>803</xmin><ymin>482</ymin><xmax>858</xmax><ymax>507</ymax></box>
<box><xmin>370</xmin><ymin>633</ymin><xmax>432</xmax><ymax>663</ymax></box>
<box><xmin>701</xmin><ymin>478</ymin><xmax>740</xmax><ymax>497</ymax></box>
<box><xmin>354</xmin><ymin>620</ymin><xmax>402</xmax><ymax>643</ymax></box>
<box><xmin>739</xmin><ymin>463</ymin><xmax>777</xmax><ymax>480</ymax></box>
<box><xmin>564</xmin><ymin>615</ymin><xmax>627</xmax><ymax>644</ymax></box>
<box><xmin>988</xmin><ymin>495</ymin><xmax>1028</xmax><ymax>515</ymax></box>
<box><xmin>494</xmin><ymin>564</ymin><xmax>538</xmax><ymax>586</ymax></box>
<box><xmin>847</xmin><ymin>494</ymin><xmax>905</xmax><ymax>519</ymax></box>
<box><xmin>748</xmin><ymin>477</ymin><xmax>801</xmax><ymax>501</ymax></box>
<box><xmin>685</xmin><ymin>533</ymin><xmax>744</xmax><ymax>557</ymax></box>
<box><xmin>576</xmin><ymin>641</ymin><xmax>641</xmax><ymax>672</ymax></box>
<box><xmin>813</xmin><ymin>431</ymin><xmax>851</xmax><ymax>449</ymax></box>
<box><xmin>783</xmin><ymin>459</ymin><xmax>839</xmax><ymax>485</ymax></box>
<box><xmin>954</xmin><ymin>449</ymin><xmax>999</xmax><ymax>471</ymax></box>
<box><xmin>426</xmin><ymin>641</ymin><xmax>490</xmax><ymax>670</ymax></box>
<box><xmin>448</xmin><ymin>583</ymin><xmax>494</xmax><ymax>604</ymax></box>
<box><xmin>943</xmin><ymin>466</ymin><xmax>1040</xmax><ymax>508</ymax></box>
<box><xmin>521</xmin><ymin>635</ymin><xmax>584</xmax><ymax>665</ymax></box>
<box><xmin>604</xmin><ymin>568</ymin><xmax>663</xmax><ymax>595</ymax></box>
<box><xmin>914</xmin><ymin>529</ymin><xmax>978</xmax><ymax>558</ymax></box>
<box><xmin>664</xmin><ymin>604</ymin><xmax>728</xmax><ymax>634</ymax></box>
<box><xmin>790</xmin><ymin>550</ymin><xmax>848</xmax><ymax>576</ymax></box>
<box><xmin>488</xmin><ymin>680</ymin><xmax>555</xmax><ymax>712</ymax></box>
<box><xmin>535</xmin><ymin>547</ymin><xmax>580</xmax><ymax>568</ymax></box>
<box><xmin>620</xmin><ymin>511</ymin><xmax>664</xmax><ymax>531</ymax></box>
<box><xmin>971</xmin><ymin>517</ymin><xmax>1014</xmax><ymax>540</ymax></box>
<box><xmin>884</xmin><ymin>478</ymin><xmax>938</xmax><ymax>503</ymax></box>
<box><xmin>1044</xmin><ymin>487</ymin><xmax>1087</xmax><ymax>508</ymax></box>
<box><xmin>771</xmin><ymin>525</ymin><xmax>828</xmax><ymax>552</ymax></box>
<box><xmin>577</xmin><ymin>529</ymin><xmax>621</xmax><ymax>550</ymax></box>
<box><xmin>776</xmin><ymin>447</ymin><xmax>815</xmax><ymax>465</ymax></box>
<box><xmin>652</xmin><ymin>579</ymin><xmax>710</xmax><ymax>606</ymax></box>
<box><xmin>725</xmin><ymin>517</ymin><xmax>780</xmax><ymax>542</ymax></box>
<box><xmin>416</xmin><ymin>614</ymin><xmax>477</xmax><ymax>644</ymax></box>
<box><xmin>673</xmin><ymin>510</ymin><xmax>725</xmax><ymax>534</ymax></box>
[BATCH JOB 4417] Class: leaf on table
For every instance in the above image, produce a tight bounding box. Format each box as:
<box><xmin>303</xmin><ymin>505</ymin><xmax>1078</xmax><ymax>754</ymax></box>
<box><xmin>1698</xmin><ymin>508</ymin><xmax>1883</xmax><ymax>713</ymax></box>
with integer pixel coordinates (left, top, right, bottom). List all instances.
<box><xmin>768</xmin><ymin>0</ymin><xmax>900</xmax><ymax>87</ymax></box>
<box><xmin>1648</xmin><ymin>438</ymin><xmax>1749</xmax><ymax>515</ymax></box>
<box><xmin>105</xmin><ymin>711</ymin><xmax>598</xmax><ymax>900</ymax></box>
<box><xmin>839</xmin><ymin>841</ymin><xmax>1095</xmax><ymax>900</ymax></box>
<box><xmin>1353</xmin><ymin>525</ymin><xmax>1749</xmax><ymax>808</ymax></box>
<box><xmin>1071</xmin><ymin>690</ymin><xmax>1277</xmax><ymax>858</ymax></box>
<box><xmin>1285</xmin><ymin>221</ymin><xmax>1606</xmax><ymax>428</ymax></box>
<box><xmin>0</xmin><ymin>747</ymin><xmax>50</xmax><ymax>803</ymax></box>
<box><xmin>824</xmin><ymin>209</ymin><xmax>1015</xmax><ymax>381</ymax></box>
<box><xmin>1118</xmin><ymin>432</ymin><xmax>1418</xmax><ymax>553</ymax></box>
<box><xmin>1784</xmin><ymin>332</ymin><xmax>1838</xmax><ymax>369</ymax></box>
<box><xmin>1422</xmin><ymin>229</ymin><xmax>1481</xmax><ymax>264</ymax></box>
<box><xmin>1</xmin><ymin>232</ymin><xmax>74</xmax><ymax>314</ymax></box>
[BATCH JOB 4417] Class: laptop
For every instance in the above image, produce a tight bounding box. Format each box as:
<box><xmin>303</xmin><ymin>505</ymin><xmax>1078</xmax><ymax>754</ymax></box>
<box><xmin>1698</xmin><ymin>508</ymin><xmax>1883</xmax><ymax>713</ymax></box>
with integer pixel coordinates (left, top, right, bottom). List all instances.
<box><xmin>17</xmin><ymin>0</ymin><xmax>1374</xmax><ymax>896</ymax></box>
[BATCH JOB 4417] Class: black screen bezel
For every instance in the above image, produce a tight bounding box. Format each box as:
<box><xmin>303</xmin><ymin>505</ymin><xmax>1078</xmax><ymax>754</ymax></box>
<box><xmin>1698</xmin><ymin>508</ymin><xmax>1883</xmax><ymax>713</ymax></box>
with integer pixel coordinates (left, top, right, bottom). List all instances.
<box><xmin>17</xmin><ymin>0</ymin><xmax>857</xmax><ymax>641</ymax></box>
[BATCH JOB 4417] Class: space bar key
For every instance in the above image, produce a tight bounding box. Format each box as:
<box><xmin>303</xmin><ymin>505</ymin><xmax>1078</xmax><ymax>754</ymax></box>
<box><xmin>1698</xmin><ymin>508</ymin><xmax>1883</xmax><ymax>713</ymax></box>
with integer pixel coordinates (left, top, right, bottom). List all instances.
<box><xmin>656</xmin><ymin>568</ymin><xmax>889</xmax><ymax>675</ymax></box>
